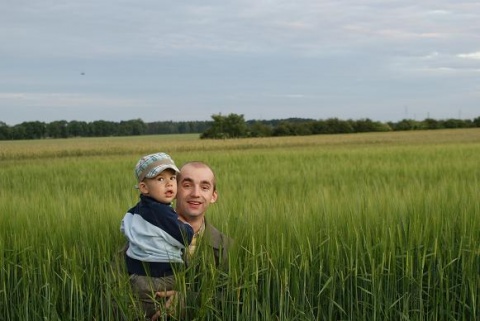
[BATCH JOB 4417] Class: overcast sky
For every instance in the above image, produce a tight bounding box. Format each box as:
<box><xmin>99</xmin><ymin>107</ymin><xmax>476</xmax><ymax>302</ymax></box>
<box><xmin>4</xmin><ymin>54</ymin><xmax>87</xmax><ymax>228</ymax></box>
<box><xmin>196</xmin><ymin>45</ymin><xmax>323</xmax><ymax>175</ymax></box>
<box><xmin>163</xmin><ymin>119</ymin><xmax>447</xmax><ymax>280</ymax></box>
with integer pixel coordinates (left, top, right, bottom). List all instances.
<box><xmin>1</xmin><ymin>0</ymin><xmax>479</xmax><ymax>125</ymax></box>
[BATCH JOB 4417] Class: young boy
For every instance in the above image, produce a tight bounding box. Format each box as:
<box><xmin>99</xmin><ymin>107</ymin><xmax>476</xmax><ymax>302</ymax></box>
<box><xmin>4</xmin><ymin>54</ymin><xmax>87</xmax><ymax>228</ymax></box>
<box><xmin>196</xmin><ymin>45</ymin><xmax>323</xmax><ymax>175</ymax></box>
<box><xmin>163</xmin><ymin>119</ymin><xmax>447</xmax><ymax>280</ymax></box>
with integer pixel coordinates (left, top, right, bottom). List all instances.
<box><xmin>120</xmin><ymin>152</ymin><xmax>194</xmax><ymax>319</ymax></box>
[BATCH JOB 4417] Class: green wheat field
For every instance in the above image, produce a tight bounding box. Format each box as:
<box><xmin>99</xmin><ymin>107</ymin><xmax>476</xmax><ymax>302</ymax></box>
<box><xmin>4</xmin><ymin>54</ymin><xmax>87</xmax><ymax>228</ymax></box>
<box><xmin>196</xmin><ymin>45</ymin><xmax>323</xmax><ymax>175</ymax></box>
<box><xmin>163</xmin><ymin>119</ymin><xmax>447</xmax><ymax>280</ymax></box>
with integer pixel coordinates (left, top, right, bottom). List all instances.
<box><xmin>1</xmin><ymin>129</ymin><xmax>479</xmax><ymax>320</ymax></box>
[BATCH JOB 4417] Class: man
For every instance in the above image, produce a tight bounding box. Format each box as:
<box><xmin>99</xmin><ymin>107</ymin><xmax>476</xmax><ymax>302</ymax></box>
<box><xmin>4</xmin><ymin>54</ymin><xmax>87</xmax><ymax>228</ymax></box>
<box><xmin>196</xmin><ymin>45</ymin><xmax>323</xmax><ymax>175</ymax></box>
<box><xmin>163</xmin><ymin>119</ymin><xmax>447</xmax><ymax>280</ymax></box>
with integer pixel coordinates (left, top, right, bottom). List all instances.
<box><xmin>151</xmin><ymin>161</ymin><xmax>232</xmax><ymax>320</ymax></box>
<box><xmin>176</xmin><ymin>161</ymin><xmax>230</xmax><ymax>266</ymax></box>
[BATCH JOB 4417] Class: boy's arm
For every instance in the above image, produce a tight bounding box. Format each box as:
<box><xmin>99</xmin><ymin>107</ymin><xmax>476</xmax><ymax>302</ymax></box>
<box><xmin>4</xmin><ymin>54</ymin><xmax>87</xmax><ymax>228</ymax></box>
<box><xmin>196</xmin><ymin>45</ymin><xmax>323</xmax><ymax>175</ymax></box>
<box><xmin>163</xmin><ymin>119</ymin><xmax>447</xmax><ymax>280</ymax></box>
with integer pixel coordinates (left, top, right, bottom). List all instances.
<box><xmin>138</xmin><ymin>202</ymin><xmax>194</xmax><ymax>245</ymax></box>
<box><xmin>150</xmin><ymin>205</ymin><xmax>194</xmax><ymax>245</ymax></box>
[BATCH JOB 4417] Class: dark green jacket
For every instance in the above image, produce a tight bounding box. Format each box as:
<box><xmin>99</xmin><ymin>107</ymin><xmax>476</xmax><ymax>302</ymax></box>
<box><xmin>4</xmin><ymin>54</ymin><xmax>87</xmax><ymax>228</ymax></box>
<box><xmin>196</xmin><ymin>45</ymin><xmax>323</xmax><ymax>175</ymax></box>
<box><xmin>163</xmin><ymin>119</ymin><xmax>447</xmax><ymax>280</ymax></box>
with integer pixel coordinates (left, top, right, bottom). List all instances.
<box><xmin>185</xmin><ymin>220</ymin><xmax>231</xmax><ymax>268</ymax></box>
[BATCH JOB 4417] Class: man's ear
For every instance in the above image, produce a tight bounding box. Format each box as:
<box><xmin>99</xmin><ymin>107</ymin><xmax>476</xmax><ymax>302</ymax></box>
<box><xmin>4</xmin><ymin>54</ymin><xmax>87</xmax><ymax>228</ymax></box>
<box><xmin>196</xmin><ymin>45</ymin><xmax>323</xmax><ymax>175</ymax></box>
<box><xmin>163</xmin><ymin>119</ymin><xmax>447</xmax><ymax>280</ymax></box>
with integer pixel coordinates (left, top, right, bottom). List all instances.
<box><xmin>138</xmin><ymin>181</ymin><xmax>148</xmax><ymax>194</ymax></box>
<box><xmin>210</xmin><ymin>190</ymin><xmax>218</xmax><ymax>204</ymax></box>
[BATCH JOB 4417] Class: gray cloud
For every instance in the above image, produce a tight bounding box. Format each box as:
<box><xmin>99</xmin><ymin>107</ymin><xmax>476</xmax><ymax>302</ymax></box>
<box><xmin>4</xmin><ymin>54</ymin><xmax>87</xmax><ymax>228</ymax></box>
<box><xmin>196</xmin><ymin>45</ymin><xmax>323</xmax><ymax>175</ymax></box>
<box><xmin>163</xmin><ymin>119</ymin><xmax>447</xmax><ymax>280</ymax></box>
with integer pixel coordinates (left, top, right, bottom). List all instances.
<box><xmin>1</xmin><ymin>0</ymin><xmax>479</xmax><ymax>125</ymax></box>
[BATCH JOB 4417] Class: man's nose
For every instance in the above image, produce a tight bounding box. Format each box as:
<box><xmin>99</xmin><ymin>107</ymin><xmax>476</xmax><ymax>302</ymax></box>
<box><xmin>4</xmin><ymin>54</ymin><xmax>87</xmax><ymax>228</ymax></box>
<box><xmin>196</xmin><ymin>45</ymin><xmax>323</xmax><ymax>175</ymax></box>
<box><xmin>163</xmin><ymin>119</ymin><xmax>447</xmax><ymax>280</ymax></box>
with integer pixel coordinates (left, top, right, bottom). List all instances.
<box><xmin>190</xmin><ymin>185</ymin><xmax>200</xmax><ymax>196</ymax></box>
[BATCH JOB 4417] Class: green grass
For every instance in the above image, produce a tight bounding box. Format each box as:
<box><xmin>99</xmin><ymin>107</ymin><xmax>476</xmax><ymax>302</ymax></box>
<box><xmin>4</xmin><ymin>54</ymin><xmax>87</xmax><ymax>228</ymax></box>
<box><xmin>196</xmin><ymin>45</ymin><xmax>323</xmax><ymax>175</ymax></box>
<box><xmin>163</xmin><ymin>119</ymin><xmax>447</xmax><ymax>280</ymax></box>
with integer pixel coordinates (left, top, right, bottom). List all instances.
<box><xmin>1</xmin><ymin>129</ymin><xmax>479</xmax><ymax>320</ymax></box>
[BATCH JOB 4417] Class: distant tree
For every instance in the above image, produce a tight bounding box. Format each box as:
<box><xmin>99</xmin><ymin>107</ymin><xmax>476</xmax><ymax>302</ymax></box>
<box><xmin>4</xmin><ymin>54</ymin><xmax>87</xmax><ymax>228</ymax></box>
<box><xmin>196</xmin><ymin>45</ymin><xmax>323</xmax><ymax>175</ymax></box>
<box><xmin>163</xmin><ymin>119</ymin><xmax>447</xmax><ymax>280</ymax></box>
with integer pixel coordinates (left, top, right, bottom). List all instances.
<box><xmin>11</xmin><ymin>123</ymin><xmax>27</xmax><ymax>140</ymax></box>
<box><xmin>178</xmin><ymin>122</ymin><xmax>189</xmax><ymax>134</ymax></box>
<box><xmin>392</xmin><ymin>119</ymin><xmax>421</xmax><ymax>131</ymax></box>
<box><xmin>118</xmin><ymin>120</ymin><xmax>133</xmax><ymax>136</ymax></box>
<box><xmin>170</xmin><ymin>121</ymin><xmax>210</xmax><ymax>134</ymax></box>
<box><xmin>375</xmin><ymin>122</ymin><xmax>392</xmax><ymax>132</ymax></box>
<box><xmin>130</xmin><ymin>119</ymin><xmax>147</xmax><ymax>135</ymax></box>
<box><xmin>47</xmin><ymin>120</ymin><xmax>68</xmax><ymax>138</ymax></box>
<box><xmin>169</xmin><ymin>121</ymin><xmax>211</xmax><ymax>134</ymax></box>
<box><xmin>289</xmin><ymin>122</ymin><xmax>313</xmax><ymax>135</ymax></box>
<box><xmin>473</xmin><ymin>116</ymin><xmax>480</xmax><ymax>127</ymax></box>
<box><xmin>312</xmin><ymin>118</ymin><xmax>354</xmax><ymax>134</ymax></box>
<box><xmin>201</xmin><ymin>114</ymin><xmax>226</xmax><ymax>139</ymax></box>
<box><xmin>310</xmin><ymin>120</ymin><xmax>327</xmax><ymax>134</ymax></box>
<box><xmin>351</xmin><ymin>118</ymin><xmax>391</xmax><ymax>133</ymax></box>
<box><xmin>248</xmin><ymin>121</ymin><xmax>273</xmax><ymax>137</ymax></box>
<box><xmin>192</xmin><ymin>121</ymin><xmax>212</xmax><ymax>133</ymax></box>
<box><xmin>327</xmin><ymin>118</ymin><xmax>354</xmax><ymax>134</ymax></box>
<box><xmin>201</xmin><ymin>113</ymin><xmax>248</xmax><ymax>139</ymax></box>
<box><xmin>443</xmin><ymin>118</ymin><xmax>469</xmax><ymax>129</ymax></box>
<box><xmin>421</xmin><ymin>118</ymin><xmax>442</xmax><ymax>130</ymax></box>
<box><xmin>118</xmin><ymin>119</ymin><xmax>147</xmax><ymax>136</ymax></box>
<box><xmin>271</xmin><ymin>121</ymin><xmax>293</xmax><ymax>136</ymax></box>
<box><xmin>68</xmin><ymin>121</ymin><xmax>90</xmax><ymax>137</ymax></box>
<box><xmin>146</xmin><ymin>121</ymin><xmax>182</xmax><ymax>134</ymax></box>
<box><xmin>0</xmin><ymin>121</ymin><xmax>10</xmax><ymax>140</ymax></box>
<box><xmin>224</xmin><ymin>113</ymin><xmax>248</xmax><ymax>137</ymax></box>
<box><xmin>270</xmin><ymin>121</ymin><xmax>310</xmax><ymax>136</ymax></box>
<box><xmin>13</xmin><ymin>121</ymin><xmax>46</xmax><ymax>139</ymax></box>
<box><xmin>90</xmin><ymin>120</ymin><xmax>117</xmax><ymax>137</ymax></box>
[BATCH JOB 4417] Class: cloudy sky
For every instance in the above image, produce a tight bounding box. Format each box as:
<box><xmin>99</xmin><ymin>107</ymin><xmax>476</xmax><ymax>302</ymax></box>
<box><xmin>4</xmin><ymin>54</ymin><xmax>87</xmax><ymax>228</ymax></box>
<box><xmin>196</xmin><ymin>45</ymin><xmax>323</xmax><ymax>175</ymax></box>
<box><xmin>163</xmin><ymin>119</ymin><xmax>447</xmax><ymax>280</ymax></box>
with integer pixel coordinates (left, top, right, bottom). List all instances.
<box><xmin>1</xmin><ymin>0</ymin><xmax>479</xmax><ymax>125</ymax></box>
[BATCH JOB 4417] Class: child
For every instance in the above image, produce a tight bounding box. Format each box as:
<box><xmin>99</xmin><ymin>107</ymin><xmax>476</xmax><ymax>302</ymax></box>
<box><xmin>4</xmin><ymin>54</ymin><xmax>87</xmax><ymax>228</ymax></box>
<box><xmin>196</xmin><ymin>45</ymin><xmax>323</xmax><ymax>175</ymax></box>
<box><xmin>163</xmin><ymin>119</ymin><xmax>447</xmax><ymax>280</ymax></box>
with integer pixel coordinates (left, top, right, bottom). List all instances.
<box><xmin>120</xmin><ymin>152</ymin><xmax>194</xmax><ymax>319</ymax></box>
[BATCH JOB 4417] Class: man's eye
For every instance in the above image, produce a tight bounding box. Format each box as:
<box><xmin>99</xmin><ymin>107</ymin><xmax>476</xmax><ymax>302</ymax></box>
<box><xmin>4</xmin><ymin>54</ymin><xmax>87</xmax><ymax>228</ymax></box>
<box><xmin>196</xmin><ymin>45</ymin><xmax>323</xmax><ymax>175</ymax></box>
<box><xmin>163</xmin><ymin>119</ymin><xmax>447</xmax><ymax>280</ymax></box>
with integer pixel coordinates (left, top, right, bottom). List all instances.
<box><xmin>201</xmin><ymin>185</ymin><xmax>210</xmax><ymax>191</ymax></box>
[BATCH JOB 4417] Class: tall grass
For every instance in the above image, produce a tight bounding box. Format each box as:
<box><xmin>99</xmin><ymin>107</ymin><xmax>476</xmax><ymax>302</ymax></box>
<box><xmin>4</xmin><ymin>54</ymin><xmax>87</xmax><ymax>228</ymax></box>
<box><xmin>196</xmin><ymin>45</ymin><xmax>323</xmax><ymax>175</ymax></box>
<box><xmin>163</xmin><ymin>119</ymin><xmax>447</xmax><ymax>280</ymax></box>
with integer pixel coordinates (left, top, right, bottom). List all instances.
<box><xmin>1</xmin><ymin>129</ymin><xmax>479</xmax><ymax>320</ymax></box>
<box><xmin>210</xmin><ymin>140</ymin><xmax>479</xmax><ymax>320</ymax></box>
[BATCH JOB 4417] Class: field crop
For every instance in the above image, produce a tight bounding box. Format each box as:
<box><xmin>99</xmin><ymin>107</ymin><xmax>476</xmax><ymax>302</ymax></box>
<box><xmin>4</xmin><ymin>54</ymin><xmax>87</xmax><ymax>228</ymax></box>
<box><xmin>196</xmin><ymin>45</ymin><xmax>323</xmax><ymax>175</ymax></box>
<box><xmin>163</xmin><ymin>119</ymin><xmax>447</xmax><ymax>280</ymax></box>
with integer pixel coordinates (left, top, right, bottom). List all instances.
<box><xmin>1</xmin><ymin>129</ymin><xmax>479</xmax><ymax>320</ymax></box>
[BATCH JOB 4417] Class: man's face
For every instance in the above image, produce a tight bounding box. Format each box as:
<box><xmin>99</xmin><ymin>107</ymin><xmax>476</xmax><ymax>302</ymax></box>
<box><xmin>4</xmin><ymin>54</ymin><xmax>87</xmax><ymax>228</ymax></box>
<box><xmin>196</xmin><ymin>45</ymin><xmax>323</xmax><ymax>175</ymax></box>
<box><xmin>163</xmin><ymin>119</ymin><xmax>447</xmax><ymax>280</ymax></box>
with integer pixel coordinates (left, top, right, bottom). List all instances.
<box><xmin>176</xmin><ymin>163</ymin><xmax>217</xmax><ymax>220</ymax></box>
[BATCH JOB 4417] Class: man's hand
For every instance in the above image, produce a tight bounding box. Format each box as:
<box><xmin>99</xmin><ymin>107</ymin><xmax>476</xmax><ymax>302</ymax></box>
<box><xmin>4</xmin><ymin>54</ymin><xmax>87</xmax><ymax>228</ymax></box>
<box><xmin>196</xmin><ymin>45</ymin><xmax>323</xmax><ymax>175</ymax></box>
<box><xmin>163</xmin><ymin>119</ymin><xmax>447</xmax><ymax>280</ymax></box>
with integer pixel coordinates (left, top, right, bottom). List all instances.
<box><xmin>150</xmin><ymin>290</ymin><xmax>178</xmax><ymax>321</ymax></box>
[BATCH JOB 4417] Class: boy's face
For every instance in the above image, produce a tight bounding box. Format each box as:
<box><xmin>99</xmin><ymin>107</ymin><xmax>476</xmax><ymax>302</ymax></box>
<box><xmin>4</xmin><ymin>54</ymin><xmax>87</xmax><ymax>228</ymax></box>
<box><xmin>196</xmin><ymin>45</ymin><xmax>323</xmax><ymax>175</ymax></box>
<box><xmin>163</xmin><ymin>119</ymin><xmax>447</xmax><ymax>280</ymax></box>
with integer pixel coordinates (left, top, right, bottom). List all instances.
<box><xmin>138</xmin><ymin>168</ymin><xmax>177</xmax><ymax>204</ymax></box>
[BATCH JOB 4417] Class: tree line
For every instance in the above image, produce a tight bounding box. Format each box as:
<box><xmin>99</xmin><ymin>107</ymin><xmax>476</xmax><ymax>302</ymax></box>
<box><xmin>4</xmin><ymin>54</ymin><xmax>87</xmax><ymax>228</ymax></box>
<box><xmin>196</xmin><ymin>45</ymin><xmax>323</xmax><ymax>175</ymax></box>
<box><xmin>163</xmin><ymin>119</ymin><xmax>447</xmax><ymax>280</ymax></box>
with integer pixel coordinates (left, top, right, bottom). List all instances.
<box><xmin>0</xmin><ymin>114</ymin><xmax>479</xmax><ymax>140</ymax></box>
<box><xmin>0</xmin><ymin>119</ymin><xmax>211</xmax><ymax>140</ymax></box>
<box><xmin>200</xmin><ymin>113</ymin><xmax>480</xmax><ymax>139</ymax></box>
